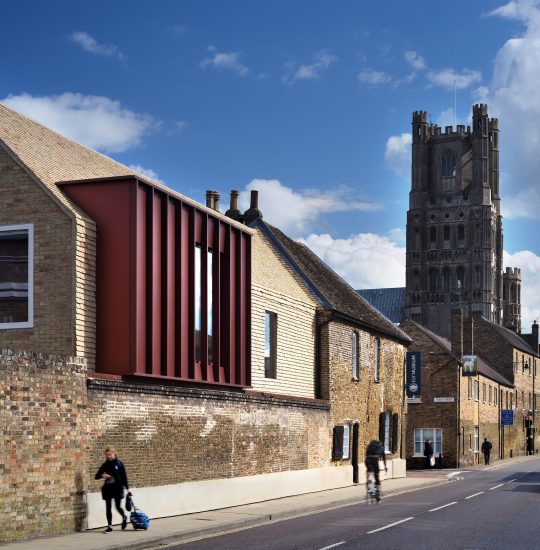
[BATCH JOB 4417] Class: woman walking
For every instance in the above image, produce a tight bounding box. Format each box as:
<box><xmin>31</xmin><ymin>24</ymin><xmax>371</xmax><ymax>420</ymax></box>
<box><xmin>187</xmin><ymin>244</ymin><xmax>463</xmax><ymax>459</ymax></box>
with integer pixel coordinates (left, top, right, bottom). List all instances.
<box><xmin>95</xmin><ymin>446</ymin><xmax>129</xmax><ymax>532</ymax></box>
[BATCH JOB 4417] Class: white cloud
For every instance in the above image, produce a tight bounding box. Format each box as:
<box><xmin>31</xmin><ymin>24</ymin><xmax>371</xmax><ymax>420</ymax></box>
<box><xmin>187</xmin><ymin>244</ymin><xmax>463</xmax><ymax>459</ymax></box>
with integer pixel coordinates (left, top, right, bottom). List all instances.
<box><xmin>128</xmin><ymin>164</ymin><xmax>165</xmax><ymax>184</ymax></box>
<box><xmin>200</xmin><ymin>47</ymin><xmax>249</xmax><ymax>76</ymax></box>
<box><xmin>427</xmin><ymin>68</ymin><xmax>482</xmax><ymax>90</ymax></box>
<box><xmin>384</xmin><ymin>132</ymin><xmax>412</xmax><ymax>180</ymax></box>
<box><xmin>69</xmin><ymin>31</ymin><xmax>124</xmax><ymax>60</ymax></box>
<box><xmin>2</xmin><ymin>92</ymin><xmax>156</xmax><ymax>153</ymax></box>
<box><xmin>283</xmin><ymin>51</ymin><xmax>337</xmax><ymax>84</ymax></box>
<box><xmin>299</xmin><ymin>232</ymin><xmax>405</xmax><ymax>289</ymax></box>
<box><xmin>480</xmin><ymin>0</ymin><xmax>540</xmax><ymax>219</ymax></box>
<box><xmin>357</xmin><ymin>68</ymin><xmax>392</xmax><ymax>86</ymax></box>
<box><xmin>238</xmin><ymin>179</ymin><xmax>381</xmax><ymax>236</ymax></box>
<box><xmin>404</xmin><ymin>51</ymin><xmax>426</xmax><ymax>71</ymax></box>
<box><xmin>504</xmin><ymin>249</ymin><xmax>540</xmax><ymax>329</ymax></box>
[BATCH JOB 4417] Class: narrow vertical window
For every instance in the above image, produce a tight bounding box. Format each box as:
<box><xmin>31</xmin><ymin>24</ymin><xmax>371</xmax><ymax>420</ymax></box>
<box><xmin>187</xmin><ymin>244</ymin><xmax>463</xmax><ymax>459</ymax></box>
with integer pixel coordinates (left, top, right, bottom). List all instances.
<box><xmin>207</xmin><ymin>250</ymin><xmax>214</xmax><ymax>364</ymax></box>
<box><xmin>474</xmin><ymin>427</ymin><xmax>479</xmax><ymax>453</ymax></box>
<box><xmin>0</xmin><ymin>225</ymin><xmax>33</xmax><ymax>328</ymax></box>
<box><xmin>195</xmin><ymin>246</ymin><xmax>202</xmax><ymax>362</ymax></box>
<box><xmin>374</xmin><ymin>337</ymin><xmax>380</xmax><ymax>382</ymax></box>
<box><xmin>264</xmin><ymin>311</ymin><xmax>277</xmax><ymax>378</ymax></box>
<box><xmin>468</xmin><ymin>377</ymin><xmax>472</xmax><ymax>400</ymax></box>
<box><xmin>342</xmin><ymin>424</ymin><xmax>350</xmax><ymax>460</ymax></box>
<box><xmin>352</xmin><ymin>331</ymin><xmax>359</xmax><ymax>379</ymax></box>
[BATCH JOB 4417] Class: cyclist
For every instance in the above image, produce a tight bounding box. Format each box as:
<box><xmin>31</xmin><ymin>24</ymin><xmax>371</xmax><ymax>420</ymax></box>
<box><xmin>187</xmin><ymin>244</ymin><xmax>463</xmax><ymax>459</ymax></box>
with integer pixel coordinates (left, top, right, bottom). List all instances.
<box><xmin>365</xmin><ymin>439</ymin><xmax>388</xmax><ymax>495</ymax></box>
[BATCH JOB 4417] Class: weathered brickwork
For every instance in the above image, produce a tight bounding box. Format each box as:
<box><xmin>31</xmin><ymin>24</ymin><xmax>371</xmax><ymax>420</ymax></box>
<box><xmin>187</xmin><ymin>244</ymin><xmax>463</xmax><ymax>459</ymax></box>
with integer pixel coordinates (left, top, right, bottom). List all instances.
<box><xmin>86</xmin><ymin>379</ymin><xmax>330</xmax><ymax>492</ymax></box>
<box><xmin>324</xmin><ymin>319</ymin><xmax>407</xmax><ymax>465</ymax></box>
<box><xmin>0</xmin><ymin>351</ymin><xmax>88</xmax><ymax>542</ymax></box>
<box><xmin>251</xmin><ymin>231</ymin><xmax>318</xmax><ymax>398</ymax></box>
<box><xmin>0</xmin><ymin>149</ymin><xmax>74</xmax><ymax>356</ymax></box>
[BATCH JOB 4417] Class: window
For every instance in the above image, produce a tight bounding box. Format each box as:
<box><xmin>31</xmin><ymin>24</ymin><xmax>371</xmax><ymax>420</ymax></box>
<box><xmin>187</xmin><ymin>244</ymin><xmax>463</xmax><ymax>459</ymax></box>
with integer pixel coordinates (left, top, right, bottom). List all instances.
<box><xmin>0</xmin><ymin>224</ymin><xmax>33</xmax><ymax>329</ymax></box>
<box><xmin>195</xmin><ymin>246</ymin><xmax>202</xmax><ymax>362</ymax></box>
<box><xmin>379</xmin><ymin>412</ymin><xmax>391</xmax><ymax>453</ymax></box>
<box><xmin>264</xmin><ymin>311</ymin><xmax>277</xmax><ymax>378</ymax></box>
<box><xmin>443</xmin><ymin>268</ymin><xmax>451</xmax><ymax>291</ymax></box>
<box><xmin>442</xmin><ymin>151</ymin><xmax>457</xmax><ymax>177</ymax></box>
<box><xmin>468</xmin><ymin>377</ymin><xmax>472</xmax><ymax>399</ymax></box>
<box><xmin>489</xmin><ymin>386</ymin><xmax>492</xmax><ymax>405</ymax></box>
<box><xmin>458</xmin><ymin>225</ymin><xmax>465</xmax><ymax>241</ymax></box>
<box><xmin>482</xmin><ymin>383</ymin><xmax>486</xmax><ymax>403</ymax></box>
<box><xmin>342</xmin><ymin>424</ymin><xmax>350</xmax><ymax>460</ymax></box>
<box><xmin>457</xmin><ymin>267</ymin><xmax>465</xmax><ymax>290</ymax></box>
<box><xmin>413</xmin><ymin>428</ymin><xmax>443</xmax><ymax>456</ymax></box>
<box><xmin>495</xmin><ymin>388</ymin><xmax>498</xmax><ymax>407</ymax></box>
<box><xmin>352</xmin><ymin>331</ymin><xmax>359</xmax><ymax>379</ymax></box>
<box><xmin>430</xmin><ymin>226</ymin><xmax>437</xmax><ymax>243</ymax></box>
<box><xmin>443</xmin><ymin>225</ymin><xmax>450</xmax><ymax>241</ymax></box>
<box><xmin>374</xmin><ymin>337</ymin><xmax>380</xmax><ymax>382</ymax></box>
<box><xmin>207</xmin><ymin>250</ymin><xmax>214</xmax><ymax>364</ymax></box>
<box><xmin>468</xmin><ymin>433</ymin><xmax>472</xmax><ymax>451</ymax></box>
<box><xmin>429</xmin><ymin>269</ymin><xmax>438</xmax><ymax>292</ymax></box>
<box><xmin>510</xmin><ymin>392</ymin><xmax>513</xmax><ymax>409</ymax></box>
<box><xmin>474</xmin><ymin>380</ymin><xmax>479</xmax><ymax>401</ymax></box>
<box><xmin>474</xmin><ymin>427</ymin><xmax>479</xmax><ymax>453</ymax></box>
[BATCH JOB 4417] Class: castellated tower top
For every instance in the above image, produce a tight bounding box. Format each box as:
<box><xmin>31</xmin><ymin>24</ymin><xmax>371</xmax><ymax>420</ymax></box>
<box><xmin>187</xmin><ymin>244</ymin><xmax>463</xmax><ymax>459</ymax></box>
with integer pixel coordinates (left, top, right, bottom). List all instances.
<box><xmin>412</xmin><ymin>111</ymin><xmax>428</xmax><ymax>123</ymax></box>
<box><xmin>473</xmin><ymin>103</ymin><xmax>488</xmax><ymax>117</ymax></box>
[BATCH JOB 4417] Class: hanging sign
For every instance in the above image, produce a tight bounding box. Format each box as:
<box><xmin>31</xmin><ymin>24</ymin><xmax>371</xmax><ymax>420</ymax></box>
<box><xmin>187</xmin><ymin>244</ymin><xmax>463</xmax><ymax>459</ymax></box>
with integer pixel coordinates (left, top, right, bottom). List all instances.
<box><xmin>406</xmin><ymin>351</ymin><xmax>422</xmax><ymax>399</ymax></box>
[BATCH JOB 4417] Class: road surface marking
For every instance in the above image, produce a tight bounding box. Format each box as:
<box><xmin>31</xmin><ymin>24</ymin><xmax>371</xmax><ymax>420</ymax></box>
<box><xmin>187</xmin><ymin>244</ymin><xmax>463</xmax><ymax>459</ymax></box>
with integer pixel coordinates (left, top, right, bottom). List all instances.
<box><xmin>465</xmin><ymin>491</ymin><xmax>485</xmax><ymax>499</ymax></box>
<box><xmin>318</xmin><ymin>543</ymin><xmax>346</xmax><ymax>550</ymax></box>
<box><xmin>429</xmin><ymin>501</ymin><xmax>457</xmax><ymax>512</ymax></box>
<box><xmin>507</xmin><ymin>478</ymin><xmax>517</xmax><ymax>483</ymax></box>
<box><xmin>367</xmin><ymin>517</ymin><xmax>414</xmax><ymax>534</ymax></box>
<box><xmin>489</xmin><ymin>484</ymin><xmax>504</xmax><ymax>490</ymax></box>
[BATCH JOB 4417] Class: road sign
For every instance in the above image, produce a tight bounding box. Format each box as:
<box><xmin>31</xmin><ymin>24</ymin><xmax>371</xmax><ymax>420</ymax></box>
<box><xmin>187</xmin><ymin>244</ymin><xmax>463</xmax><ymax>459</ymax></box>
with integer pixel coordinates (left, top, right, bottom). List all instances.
<box><xmin>434</xmin><ymin>397</ymin><xmax>455</xmax><ymax>403</ymax></box>
<box><xmin>501</xmin><ymin>409</ymin><xmax>514</xmax><ymax>425</ymax></box>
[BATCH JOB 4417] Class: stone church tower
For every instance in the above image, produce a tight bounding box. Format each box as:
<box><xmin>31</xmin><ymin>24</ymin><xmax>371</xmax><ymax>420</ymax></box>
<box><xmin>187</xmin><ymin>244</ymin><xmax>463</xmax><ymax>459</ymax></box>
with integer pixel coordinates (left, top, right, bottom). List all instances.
<box><xmin>404</xmin><ymin>104</ymin><xmax>517</xmax><ymax>338</ymax></box>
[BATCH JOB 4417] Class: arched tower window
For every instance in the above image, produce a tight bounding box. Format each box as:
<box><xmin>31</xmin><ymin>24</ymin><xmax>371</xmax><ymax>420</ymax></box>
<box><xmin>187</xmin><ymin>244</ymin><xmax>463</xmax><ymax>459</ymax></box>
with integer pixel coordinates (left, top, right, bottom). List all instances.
<box><xmin>429</xmin><ymin>269</ymin><xmax>438</xmax><ymax>292</ymax></box>
<box><xmin>458</xmin><ymin>225</ymin><xmax>465</xmax><ymax>241</ymax></box>
<box><xmin>511</xmin><ymin>283</ymin><xmax>516</xmax><ymax>303</ymax></box>
<box><xmin>430</xmin><ymin>226</ymin><xmax>437</xmax><ymax>243</ymax></box>
<box><xmin>457</xmin><ymin>266</ymin><xmax>465</xmax><ymax>290</ymax></box>
<box><xmin>443</xmin><ymin>225</ymin><xmax>450</xmax><ymax>241</ymax></box>
<box><xmin>441</xmin><ymin>150</ymin><xmax>457</xmax><ymax>177</ymax></box>
<box><xmin>443</xmin><ymin>268</ymin><xmax>451</xmax><ymax>291</ymax></box>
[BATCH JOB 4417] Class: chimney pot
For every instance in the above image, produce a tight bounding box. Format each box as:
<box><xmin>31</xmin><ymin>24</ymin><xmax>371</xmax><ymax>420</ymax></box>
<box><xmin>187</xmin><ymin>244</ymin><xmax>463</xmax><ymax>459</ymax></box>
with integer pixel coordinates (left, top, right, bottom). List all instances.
<box><xmin>206</xmin><ymin>190</ymin><xmax>214</xmax><ymax>209</ymax></box>
<box><xmin>244</xmin><ymin>189</ymin><xmax>263</xmax><ymax>225</ymax></box>
<box><xmin>213</xmin><ymin>190</ymin><xmax>220</xmax><ymax>212</ymax></box>
<box><xmin>224</xmin><ymin>189</ymin><xmax>244</xmax><ymax>222</ymax></box>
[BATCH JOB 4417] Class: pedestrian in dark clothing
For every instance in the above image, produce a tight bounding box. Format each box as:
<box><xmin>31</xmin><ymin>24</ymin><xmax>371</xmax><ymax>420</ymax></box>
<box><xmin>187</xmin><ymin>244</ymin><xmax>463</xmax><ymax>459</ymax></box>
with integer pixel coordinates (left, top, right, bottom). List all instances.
<box><xmin>365</xmin><ymin>439</ymin><xmax>388</xmax><ymax>489</ymax></box>
<box><xmin>481</xmin><ymin>438</ymin><xmax>492</xmax><ymax>465</ymax></box>
<box><xmin>95</xmin><ymin>446</ymin><xmax>129</xmax><ymax>532</ymax></box>
<box><xmin>424</xmin><ymin>438</ymin><xmax>434</xmax><ymax>469</ymax></box>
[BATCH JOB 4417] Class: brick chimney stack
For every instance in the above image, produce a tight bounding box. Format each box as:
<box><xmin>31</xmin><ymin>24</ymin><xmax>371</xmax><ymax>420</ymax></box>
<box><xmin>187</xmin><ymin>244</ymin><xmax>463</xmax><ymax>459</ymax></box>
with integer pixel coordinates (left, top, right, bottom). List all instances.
<box><xmin>224</xmin><ymin>190</ymin><xmax>244</xmax><ymax>222</ymax></box>
<box><xmin>532</xmin><ymin>320</ymin><xmax>539</xmax><ymax>354</ymax></box>
<box><xmin>243</xmin><ymin>190</ymin><xmax>263</xmax><ymax>225</ymax></box>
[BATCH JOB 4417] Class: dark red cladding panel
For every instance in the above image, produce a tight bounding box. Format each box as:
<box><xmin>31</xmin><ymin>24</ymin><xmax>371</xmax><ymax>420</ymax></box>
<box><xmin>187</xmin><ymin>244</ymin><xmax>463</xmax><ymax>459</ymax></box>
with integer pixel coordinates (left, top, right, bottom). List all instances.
<box><xmin>61</xmin><ymin>177</ymin><xmax>251</xmax><ymax>387</ymax></box>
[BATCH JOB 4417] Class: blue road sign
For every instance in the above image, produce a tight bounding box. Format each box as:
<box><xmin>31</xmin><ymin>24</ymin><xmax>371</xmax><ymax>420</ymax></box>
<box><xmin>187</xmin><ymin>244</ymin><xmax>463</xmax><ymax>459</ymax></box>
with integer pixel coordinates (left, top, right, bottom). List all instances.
<box><xmin>501</xmin><ymin>409</ymin><xmax>514</xmax><ymax>425</ymax></box>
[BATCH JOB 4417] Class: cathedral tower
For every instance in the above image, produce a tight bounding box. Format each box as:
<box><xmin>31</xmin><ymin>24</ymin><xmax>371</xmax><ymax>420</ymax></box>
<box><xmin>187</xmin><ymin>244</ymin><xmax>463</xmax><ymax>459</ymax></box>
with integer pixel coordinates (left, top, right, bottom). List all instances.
<box><xmin>503</xmin><ymin>267</ymin><xmax>521</xmax><ymax>332</ymax></box>
<box><xmin>405</xmin><ymin>104</ymin><xmax>506</xmax><ymax>337</ymax></box>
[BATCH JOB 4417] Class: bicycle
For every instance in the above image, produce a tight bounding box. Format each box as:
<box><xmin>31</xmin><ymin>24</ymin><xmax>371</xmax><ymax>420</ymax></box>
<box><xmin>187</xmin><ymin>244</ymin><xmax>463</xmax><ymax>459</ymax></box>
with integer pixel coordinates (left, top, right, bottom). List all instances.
<box><xmin>365</xmin><ymin>471</ymin><xmax>382</xmax><ymax>505</ymax></box>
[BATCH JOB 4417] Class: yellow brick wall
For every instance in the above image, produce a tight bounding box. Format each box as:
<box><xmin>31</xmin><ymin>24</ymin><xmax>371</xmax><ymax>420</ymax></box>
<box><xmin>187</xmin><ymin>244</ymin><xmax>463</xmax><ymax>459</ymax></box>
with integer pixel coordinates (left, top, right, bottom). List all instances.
<box><xmin>250</xmin><ymin>231</ymin><xmax>318</xmax><ymax>398</ymax></box>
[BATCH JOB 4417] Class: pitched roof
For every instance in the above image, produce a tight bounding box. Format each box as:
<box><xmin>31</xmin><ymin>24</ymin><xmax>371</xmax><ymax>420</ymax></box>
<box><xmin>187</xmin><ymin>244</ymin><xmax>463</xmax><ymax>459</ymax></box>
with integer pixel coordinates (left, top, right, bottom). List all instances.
<box><xmin>356</xmin><ymin>287</ymin><xmax>406</xmax><ymax>324</ymax></box>
<box><xmin>479</xmin><ymin>316</ymin><xmax>539</xmax><ymax>357</ymax></box>
<box><xmin>401</xmin><ymin>318</ymin><xmax>452</xmax><ymax>354</ymax></box>
<box><xmin>476</xmin><ymin>356</ymin><xmax>513</xmax><ymax>387</ymax></box>
<box><xmin>252</xmin><ymin>219</ymin><xmax>411</xmax><ymax>345</ymax></box>
<box><xmin>0</xmin><ymin>103</ymin><xmax>249</xmax><ymax>231</ymax></box>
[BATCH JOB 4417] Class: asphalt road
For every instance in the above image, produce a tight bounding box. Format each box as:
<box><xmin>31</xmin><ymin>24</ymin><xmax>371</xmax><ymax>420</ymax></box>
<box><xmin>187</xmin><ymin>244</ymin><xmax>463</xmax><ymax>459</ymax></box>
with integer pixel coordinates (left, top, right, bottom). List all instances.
<box><xmin>166</xmin><ymin>457</ymin><xmax>540</xmax><ymax>550</ymax></box>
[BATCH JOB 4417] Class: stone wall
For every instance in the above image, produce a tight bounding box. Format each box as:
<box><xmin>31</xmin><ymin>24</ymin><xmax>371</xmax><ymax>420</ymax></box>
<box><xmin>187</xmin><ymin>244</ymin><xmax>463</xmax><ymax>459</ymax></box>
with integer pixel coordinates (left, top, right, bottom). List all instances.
<box><xmin>0</xmin><ymin>351</ymin><xmax>88</xmax><ymax>542</ymax></box>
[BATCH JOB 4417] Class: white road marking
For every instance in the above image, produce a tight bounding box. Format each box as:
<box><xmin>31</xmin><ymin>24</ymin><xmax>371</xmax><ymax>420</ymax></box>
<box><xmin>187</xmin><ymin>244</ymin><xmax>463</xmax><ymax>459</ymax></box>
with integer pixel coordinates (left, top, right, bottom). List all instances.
<box><xmin>367</xmin><ymin>517</ymin><xmax>415</xmax><ymax>534</ymax></box>
<box><xmin>489</xmin><ymin>483</ymin><xmax>504</xmax><ymax>490</ymax></box>
<box><xmin>428</xmin><ymin>501</ymin><xmax>457</xmax><ymax>512</ymax></box>
<box><xmin>318</xmin><ymin>543</ymin><xmax>346</xmax><ymax>550</ymax></box>
<box><xmin>465</xmin><ymin>491</ymin><xmax>485</xmax><ymax>499</ymax></box>
<box><xmin>507</xmin><ymin>478</ymin><xmax>518</xmax><ymax>483</ymax></box>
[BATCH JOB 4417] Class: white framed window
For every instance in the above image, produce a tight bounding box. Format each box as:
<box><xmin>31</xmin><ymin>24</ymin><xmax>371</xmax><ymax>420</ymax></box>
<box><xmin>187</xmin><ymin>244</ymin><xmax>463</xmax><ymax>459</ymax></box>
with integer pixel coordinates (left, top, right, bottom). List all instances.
<box><xmin>494</xmin><ymin>388</ymin><xmax>498</xmax><ymax>406</ymax></box>
<box><xmin>0</xmin><ymin>224</ymin><xmax>33</xmax><ymax>329</ymax></box>
<box><xmin>468</xmin><ymin>377</ymin><xmax>472</xmax><ymax>400</ymax></box>
<box><xmin>489</xmin><ymin>386</ymin><xmax>492</xmax><ymax>405</ymax></box>
<box><xmin>474</xmin><ymin>380</ymin><xmax>479</xmax><ymax>401</ymax></box>
<box><xmin>342</xmin><ymin>424</ymin><xmax>350</xmax><ymax>460</ymax></box>
<box><xmin>474</xmin><ymin>426</ymin><xmax>479</xmax><ymax>453</ymax></box>
<box><xmin>352</xmin><ymin>331</ymin><xmax>359</xmax><ymax>379</ymax></box>
<box><xmin>374</xmin><ymin>337</ymin><xmax>380</xmax><ymax>383</ymax></box>
<box><xmin>264</xmin><ymin>311</ymin><xmax>277</xmax><ymax>378</ymax></box>
<box><xmin>482</xmin><ymin>383</ymin><xmax>486</xmax><ymax>403</ymax></box>
<box><xmin>413</xmin><ymin>428</ymin><xmax>443</xmax><ymax>456</ymax></box>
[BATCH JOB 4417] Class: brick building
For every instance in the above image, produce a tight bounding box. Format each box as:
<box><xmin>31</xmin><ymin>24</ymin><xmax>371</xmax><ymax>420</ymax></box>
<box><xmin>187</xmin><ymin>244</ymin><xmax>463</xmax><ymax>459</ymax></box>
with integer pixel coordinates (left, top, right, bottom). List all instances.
<box><xmin>401</xmin><ymin>313</ymin><xmax>540</xmax><ymax>468</ymax></box>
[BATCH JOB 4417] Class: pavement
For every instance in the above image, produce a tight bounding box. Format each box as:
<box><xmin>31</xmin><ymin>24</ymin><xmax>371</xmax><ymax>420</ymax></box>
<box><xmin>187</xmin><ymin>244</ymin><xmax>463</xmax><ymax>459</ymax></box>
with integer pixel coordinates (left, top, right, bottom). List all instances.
<box><xmin>2</xmin><ymin>454</ymin><xmax>536</xmax><ymax>550</ymax></box>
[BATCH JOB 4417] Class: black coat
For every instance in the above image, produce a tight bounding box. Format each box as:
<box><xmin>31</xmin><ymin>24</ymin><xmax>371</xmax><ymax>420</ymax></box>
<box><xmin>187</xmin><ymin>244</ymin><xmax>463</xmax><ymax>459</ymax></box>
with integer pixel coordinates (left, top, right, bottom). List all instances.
<box><xmin>481</xmin><ymin>441</ymin><xmax>492</xmax><ymax>454</ymax></box>
<box><xmin>424</xmin><ymin>441</ymin><xmax>434</xmax><ymax>457</ymax></box>
<box><xmin>95</xmin><ymin>458</ymin><xmax>129</xmax><ymax>500</ymax></box>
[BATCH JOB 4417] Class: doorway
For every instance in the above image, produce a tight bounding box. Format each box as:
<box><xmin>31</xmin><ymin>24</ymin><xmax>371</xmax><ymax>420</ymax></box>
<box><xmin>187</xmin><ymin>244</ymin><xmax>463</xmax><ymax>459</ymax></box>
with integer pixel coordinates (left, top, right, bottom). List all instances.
<box><xmin>352</xmin><ymin>423</ymin><xmax>360</xmax><ymax>483</ymax></box>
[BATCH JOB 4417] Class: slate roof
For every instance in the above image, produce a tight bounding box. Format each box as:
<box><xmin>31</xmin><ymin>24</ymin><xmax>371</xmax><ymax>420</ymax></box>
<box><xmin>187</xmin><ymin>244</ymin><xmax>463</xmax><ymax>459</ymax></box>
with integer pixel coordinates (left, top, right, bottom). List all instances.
<box><xmin>0</xmin><ymin>103</ymin><xmax>248</xmax><ymax>230</ymax></box>
<box><xmin>481</xmin><ymin>317</ymin><xmax>539</xmax><ymax>357</ymax></box>
<box><xmin>252</xmin><ymin>220</ymin><xmax>411</xmax><ymax>345</ymax></box>
<box><xmin>401</xmin><ymin>319</ymin><xmax>513</xmax><ymax>386</ymax></box>
<box><xmin>356</xmin><ymin>287</ymin><xmax>406</xmax><ymax>324</ymax></box>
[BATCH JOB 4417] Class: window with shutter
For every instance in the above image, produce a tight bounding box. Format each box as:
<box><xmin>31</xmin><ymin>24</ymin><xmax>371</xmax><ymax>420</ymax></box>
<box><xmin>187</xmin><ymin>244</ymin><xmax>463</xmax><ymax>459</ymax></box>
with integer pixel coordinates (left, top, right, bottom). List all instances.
<box><xmin>342</xmin><ymin>425</ymin><xmax>350</xmax><ymax>460</ymax></box>
<box><xmin>392</xmin><ymin>413</ymin><xmax>399</xmax><ymax>453</ymax></box>
<box><xmin>332</xmin><ymin>426</ymin><xmax>344</xmax><ymax>460</ymax></box>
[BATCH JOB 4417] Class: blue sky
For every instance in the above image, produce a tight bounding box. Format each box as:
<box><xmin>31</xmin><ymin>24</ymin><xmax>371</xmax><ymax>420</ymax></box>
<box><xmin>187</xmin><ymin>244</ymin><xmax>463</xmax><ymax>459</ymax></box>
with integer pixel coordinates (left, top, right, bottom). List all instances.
<box><xmin>3</xmin><ymin>0</ymin><xmax>540</xmax><ymax>325</ymax></box>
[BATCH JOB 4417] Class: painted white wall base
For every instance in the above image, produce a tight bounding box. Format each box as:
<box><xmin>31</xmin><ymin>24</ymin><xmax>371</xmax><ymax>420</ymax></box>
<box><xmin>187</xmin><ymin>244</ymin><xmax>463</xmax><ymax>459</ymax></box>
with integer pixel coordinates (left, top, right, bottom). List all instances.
<box><xmin>87</xmin><ymin>459</ymin><xmax>406</xmax><ymax>529</ymax></box>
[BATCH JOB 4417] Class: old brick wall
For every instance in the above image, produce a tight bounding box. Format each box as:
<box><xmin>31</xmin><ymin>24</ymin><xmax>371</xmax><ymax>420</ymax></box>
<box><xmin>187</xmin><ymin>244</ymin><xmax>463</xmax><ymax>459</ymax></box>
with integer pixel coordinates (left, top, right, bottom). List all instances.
<box><xmin>326</xmin><ymin>320</ymin><xmax>406</xmax><ymax>466</ymax></box>
<box><xmin>0</xmin><ymin>148</ymin><xmax>74</xmax><ymax>356</ymax></box>
<box><xmin>251</xmin><ymin>231</ymin><xmax>318</xmax><ymax>398</ymax></box>
<box><xmin>86</xmin><ymin>378</ymin><xmax>331</xmax><ymax>493</ymax></box>
<box><xmin>0</xmin><ymin>351</ymin><xmax>88</xmax><ymax>542</ymax></box>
